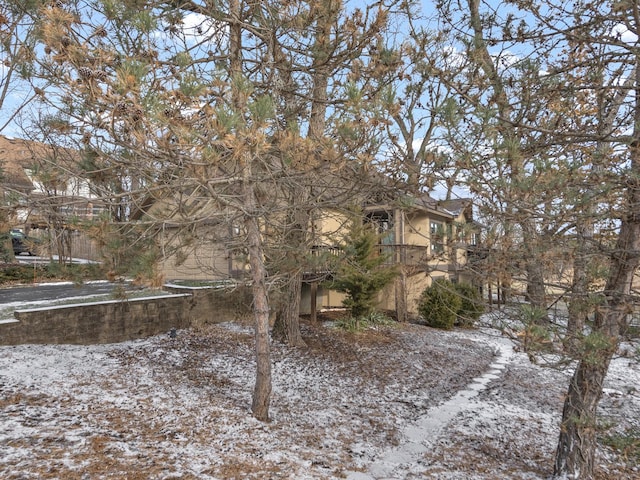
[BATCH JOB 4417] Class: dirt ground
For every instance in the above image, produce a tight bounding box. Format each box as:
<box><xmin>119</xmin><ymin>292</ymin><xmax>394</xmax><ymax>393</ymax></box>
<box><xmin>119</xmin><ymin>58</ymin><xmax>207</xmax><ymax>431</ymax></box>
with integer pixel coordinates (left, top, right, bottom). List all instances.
<box><xmin>0</xmin><ymin>316</ymin><xmax>638</xmax><ymax>479</ymax></box>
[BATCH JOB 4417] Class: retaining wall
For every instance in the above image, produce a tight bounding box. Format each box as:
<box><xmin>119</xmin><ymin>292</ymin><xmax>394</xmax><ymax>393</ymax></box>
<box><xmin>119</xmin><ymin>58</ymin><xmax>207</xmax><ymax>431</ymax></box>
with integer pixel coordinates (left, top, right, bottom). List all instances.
<box><xmin>0</xmin><ymin>294</ymin><xmax>192</xmax><ymax>346</ymax></box>
<box><xmin>0</xmin><ymin>284</ymin><xmax>258</xmax><ymax>346</ymax></box>
<box><xmin>164</xmin><ymin>283</ymin><xmax>254</xmax><ymax>325</ymax></box>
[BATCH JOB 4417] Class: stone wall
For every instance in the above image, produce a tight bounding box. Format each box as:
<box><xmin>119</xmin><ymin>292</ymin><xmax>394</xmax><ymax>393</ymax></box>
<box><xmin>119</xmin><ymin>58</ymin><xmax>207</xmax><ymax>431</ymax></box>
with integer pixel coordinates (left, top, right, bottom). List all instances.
<box><xmin>0</xmin><ymin>294</ymin><xmax>192</xmax><ymax>346</ymax></box>
<box><xmin>164</xmin><ymin>283</ymin><xmax>254</xmax><ymax>326</ymax></box>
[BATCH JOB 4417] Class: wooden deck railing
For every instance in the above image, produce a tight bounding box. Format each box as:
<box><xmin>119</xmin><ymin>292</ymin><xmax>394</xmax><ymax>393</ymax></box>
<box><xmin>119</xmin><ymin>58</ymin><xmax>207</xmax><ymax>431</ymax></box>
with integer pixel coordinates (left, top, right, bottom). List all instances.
<box><xmin>308</xmin><ymin>244</ymin><xmax>433</xmax><ymax>269</ymax></box>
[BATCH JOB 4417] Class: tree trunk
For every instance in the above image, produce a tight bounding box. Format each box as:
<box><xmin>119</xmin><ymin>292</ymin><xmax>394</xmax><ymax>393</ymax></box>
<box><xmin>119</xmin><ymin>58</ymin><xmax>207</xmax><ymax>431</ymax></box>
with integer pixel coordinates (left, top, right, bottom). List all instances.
<box><xmin>525</xmin><ymin>260</ymin><xmax>547</xmax><ymax>312</ymax></box>
<box><xmin>554</xmin><ymin>351</ymin><xmax>613</xmax><ymax>479</ymax></box>
<box><xmin>272</xmin><ymin>200</ymin><xmax>309</xmax><ymax>346</ymax></box>
<box><xmin>554</xmin><ymin>239</ymin><xmax>640</xmax><ymax>477</ymax></box>
<box><xmin>554</xmin><ymin>130</ymin><xmax>640</xmax><ymax>479</ymax></box>
<box><xmin>565</xmin><ymin>228</ymin><xmax>590</xmax><ymax>354</ymax></box>
<box><xmin>521</xmin><ymin>222</ymin><xmax>548</xmax><ymax>317</ymax></box>
<box><xmin>229</xmin><ymin>0</ymin><xmax>271</xmax><ymax>422</ymax></box>
<box><xmin>273</xmin><ymin>270</ymin><xmax>306</xmax><ymax>347</ymax></box>
<box><xmin>246</xmin><ymin>210</ymin><xmax>272</xmax><ymax>422</ymax></box>
<box><xmin>241</xmin><ymin>131</ymin><xmax>272</xmax><ymax>421</ymax></box>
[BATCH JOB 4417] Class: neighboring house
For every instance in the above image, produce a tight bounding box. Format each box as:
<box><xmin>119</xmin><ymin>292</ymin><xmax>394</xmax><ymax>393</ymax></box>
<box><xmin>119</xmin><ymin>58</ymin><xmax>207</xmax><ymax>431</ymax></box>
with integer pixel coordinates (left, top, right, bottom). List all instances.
<box><xmin>0</xmin><ymin>135</ymin><xmax>105</xmax><ymax>260</ymax></box>
<box><xmin>0</xmin><ymin>135</ymin><xmax>104</xmax><ymax>228</ymax></box>
<box><xmin>0</xmin><ymin>136</ymin><xmax>37</xmax><ymax>209</ymax></box>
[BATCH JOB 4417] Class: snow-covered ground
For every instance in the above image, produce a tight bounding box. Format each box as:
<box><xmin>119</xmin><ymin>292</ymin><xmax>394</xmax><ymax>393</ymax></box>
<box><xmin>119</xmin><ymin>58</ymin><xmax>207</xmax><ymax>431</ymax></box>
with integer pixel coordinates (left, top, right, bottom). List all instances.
<box><xmin>0</xmin><ymin>316</ymin><xmax>638</xmax><ymax>479</ymax></box>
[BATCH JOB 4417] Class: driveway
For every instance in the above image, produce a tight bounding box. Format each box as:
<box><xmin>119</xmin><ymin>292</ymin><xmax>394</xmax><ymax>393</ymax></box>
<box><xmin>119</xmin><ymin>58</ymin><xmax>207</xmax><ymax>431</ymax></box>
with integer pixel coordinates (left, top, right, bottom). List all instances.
<box><xmin>0</xmin><ymin>281</ymin><xmax>133</xmax><ymax>306</ymax></box>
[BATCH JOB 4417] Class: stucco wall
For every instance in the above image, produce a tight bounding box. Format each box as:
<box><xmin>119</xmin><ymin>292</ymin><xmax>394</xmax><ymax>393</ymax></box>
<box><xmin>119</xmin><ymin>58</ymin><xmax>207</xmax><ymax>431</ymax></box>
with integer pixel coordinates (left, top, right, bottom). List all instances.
<box><xmin>0</xmin><ymin>294</ymin><xmax>192</xmax><ymax>346</ymax></box>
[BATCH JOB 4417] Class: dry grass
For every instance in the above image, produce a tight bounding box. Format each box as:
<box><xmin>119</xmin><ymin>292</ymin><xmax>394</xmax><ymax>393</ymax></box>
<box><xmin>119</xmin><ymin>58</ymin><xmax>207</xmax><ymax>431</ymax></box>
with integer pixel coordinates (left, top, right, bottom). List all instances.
<box><xmin>1</xmin><ymin>317</ymin><xmax>638</xmax><ymax>479</ymax></box>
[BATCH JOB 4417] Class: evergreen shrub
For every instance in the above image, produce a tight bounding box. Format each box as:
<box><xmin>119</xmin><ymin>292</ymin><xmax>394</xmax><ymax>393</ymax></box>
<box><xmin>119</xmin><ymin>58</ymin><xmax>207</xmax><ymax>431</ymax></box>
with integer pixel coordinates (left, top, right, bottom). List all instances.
<box><xmin>418</xmin><ymin>279</ymin><xmax>462</xmax><ymax>330</ymax></box>
<box><xmin>324</xmin><ymin>219</ymin><xmax>397</xmax><ymax>320</ymax></box>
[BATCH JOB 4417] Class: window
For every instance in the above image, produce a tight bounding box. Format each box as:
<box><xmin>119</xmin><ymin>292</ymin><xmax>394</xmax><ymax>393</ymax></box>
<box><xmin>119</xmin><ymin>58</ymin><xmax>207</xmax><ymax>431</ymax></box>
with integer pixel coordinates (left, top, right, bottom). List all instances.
<box><xmin>367</xmin><ymin>212</ymin><xmax>394</xmax><ymax>244</ymax></box>
<box><xmin>430</xmin><ymin>221</ymin><xmax>444</xmax><ymax>254</ymax></box>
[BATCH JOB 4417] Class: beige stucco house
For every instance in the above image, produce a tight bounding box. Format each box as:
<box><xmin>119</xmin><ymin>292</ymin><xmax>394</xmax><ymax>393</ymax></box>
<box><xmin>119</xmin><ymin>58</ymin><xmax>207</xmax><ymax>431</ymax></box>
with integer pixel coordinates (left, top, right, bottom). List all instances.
<box><xmin>155</xmin><ymin>191</ymin><xmax>479</xmax><ymax>318</ymax></box>
<box><xmin>299</xmin><ymin>195</ymin><xmax>479</xmax><ymax>317</ymax></box>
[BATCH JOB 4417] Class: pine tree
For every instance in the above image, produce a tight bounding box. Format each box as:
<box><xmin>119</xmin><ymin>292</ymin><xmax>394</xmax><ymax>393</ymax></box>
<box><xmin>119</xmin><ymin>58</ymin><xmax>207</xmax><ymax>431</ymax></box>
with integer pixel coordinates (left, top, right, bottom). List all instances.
<box><xmin>326</xmin><ymin>218</ymin><xmax>397</xmax><ymax>323</ymax></box>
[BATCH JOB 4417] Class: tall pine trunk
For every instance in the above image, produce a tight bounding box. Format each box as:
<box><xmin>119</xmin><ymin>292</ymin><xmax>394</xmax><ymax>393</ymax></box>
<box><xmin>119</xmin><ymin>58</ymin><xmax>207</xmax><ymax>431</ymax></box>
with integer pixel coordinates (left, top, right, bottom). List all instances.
<box><xmin>521</xmin><ymin>221</ymin><xmax>548</xmax><ymax>318</ymax></box>
<box><xmin>554</xmin><ymin>104</ymin><xmax>640</xmax><ymax>479</ymax></box>
<box><xmin>272</xmin><ymin>1</ymin><xmax>333</xmax><ymax>346</ymax></box>
<box><xmin>524</xmin><ymin>258</ymin><xmax>548</xmax><ymax>314</ymax></box>
<box><xmin>553</xmin><ymin>341</ymin><xmax>615</xmax><ymax>478</ymax></box>
<box><xmin>229</xmin><ymin>0</ymin><xmax>271</xmax><ymax>422</ymax></box>
<box><xmin>272</xmin><ymin>197</ymin><xmax>309</xmax><ymax>347</ymax></box>
<box><xmin>565</xmin><ymin>225</ymin><xmax>590</xmax><ymax>354</ymax></box>
<box><xmin>245</xmin><ymin>188</ymin><xmax>273</xmax><ymax>422</ymax></box>
<box><xmin>554</xmin><ymin>209</ymin><xmax>640</xmax><ymax>477</ymax></box>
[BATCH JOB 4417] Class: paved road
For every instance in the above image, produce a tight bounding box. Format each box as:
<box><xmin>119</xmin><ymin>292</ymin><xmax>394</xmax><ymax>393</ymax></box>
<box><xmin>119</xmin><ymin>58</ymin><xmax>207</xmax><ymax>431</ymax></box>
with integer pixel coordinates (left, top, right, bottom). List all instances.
<box><xmin>0</xmin><ymin>281</ymin><xmax>132</xmax><ymax>305</ymax></box>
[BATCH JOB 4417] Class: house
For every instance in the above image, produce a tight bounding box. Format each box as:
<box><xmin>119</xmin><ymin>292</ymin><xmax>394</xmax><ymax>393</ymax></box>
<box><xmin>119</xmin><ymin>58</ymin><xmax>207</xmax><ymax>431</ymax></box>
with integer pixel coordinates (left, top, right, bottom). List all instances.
<box><xmin>0</xmin><ymin>135</ymin><xmax>105</xmax><ymax>227</ymax></box>
<box><xmin>0</xmin><ymin>135</ymin><xmax>104</xmax><ymax>259</ymax></box>
<box><xmin>156</xmin><ymin>218</ymin><xmax>249</xmax><ymax>281</ymax></box>
<box><xmin>300</xmin><ymin>194</ymin><xmax>480</xmax><ymax>318</ymax></box>
<box><xmin>153</xmin><ymin>186</ymin><xmax>479</xmax><ymax>319</ymax></box>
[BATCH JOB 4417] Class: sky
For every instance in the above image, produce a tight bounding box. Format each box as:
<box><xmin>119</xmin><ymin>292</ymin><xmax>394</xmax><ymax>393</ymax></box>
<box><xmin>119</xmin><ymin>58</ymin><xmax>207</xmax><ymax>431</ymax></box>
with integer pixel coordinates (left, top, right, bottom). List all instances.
<box><xmin>1</xmin><ymin>0</ymin><xmax>638</xmax><ymax>200</ymax></box>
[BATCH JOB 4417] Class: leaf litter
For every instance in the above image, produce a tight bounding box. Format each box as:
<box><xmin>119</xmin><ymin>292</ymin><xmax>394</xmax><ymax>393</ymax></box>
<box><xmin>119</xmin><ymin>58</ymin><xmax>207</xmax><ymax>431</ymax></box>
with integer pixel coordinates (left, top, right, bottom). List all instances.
<box><xmin>0</xmin><ymin>317</ymin><xmax>638</xmax><ymax>479</ymax></box>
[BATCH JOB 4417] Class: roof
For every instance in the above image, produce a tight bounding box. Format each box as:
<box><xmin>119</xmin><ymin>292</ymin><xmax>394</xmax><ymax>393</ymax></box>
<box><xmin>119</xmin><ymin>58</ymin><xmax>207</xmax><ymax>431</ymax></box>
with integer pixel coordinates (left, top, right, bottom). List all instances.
<box><xmin>0</xmin><ymin>135</ymin><xmax>86</xmax><ymax>195</ymax></box>
<box><xmin>437</xmin><ymin>198</ymin><xmax>473</xmax><ymax>217</ymax></box>
<box><xmin>0</xmin><ymin>135</ymin><xmax>39</xmax><ymax>192</ymax></box>
<box><xmin>366</xmin><ymin>192</ymin><xmax>474</xmax><ymax>221</ymax></box>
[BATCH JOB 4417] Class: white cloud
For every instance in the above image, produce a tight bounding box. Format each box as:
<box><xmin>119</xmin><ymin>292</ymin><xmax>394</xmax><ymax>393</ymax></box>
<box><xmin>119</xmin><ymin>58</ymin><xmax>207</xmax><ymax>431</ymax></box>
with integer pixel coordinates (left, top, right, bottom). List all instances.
<box><xmin>612</xmin><ymin>23</ymin><xmax>638</xmax><ymax>44</ymax></box>
<box><xmin>180</xmin><ymin>12</ymin><xmax>228</xmax><ymax>44</ymax></box>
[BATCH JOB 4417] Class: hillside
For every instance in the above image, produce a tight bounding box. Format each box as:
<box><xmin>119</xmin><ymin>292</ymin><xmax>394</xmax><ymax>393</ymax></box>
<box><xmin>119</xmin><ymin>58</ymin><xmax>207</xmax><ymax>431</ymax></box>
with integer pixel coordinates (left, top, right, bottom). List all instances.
<box><xmin>0</xmin><ymin>319</ymin><xmax>638</xmax><ymax>479</ymax></box>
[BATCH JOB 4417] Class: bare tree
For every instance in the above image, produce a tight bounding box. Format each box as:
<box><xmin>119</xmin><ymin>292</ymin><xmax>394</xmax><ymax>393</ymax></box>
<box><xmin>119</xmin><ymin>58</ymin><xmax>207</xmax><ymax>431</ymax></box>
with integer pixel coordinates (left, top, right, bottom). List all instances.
<box><xmin>0</xmin><ymin>2</ymin><xmax>43</xmax><ymax>134</ymax></box>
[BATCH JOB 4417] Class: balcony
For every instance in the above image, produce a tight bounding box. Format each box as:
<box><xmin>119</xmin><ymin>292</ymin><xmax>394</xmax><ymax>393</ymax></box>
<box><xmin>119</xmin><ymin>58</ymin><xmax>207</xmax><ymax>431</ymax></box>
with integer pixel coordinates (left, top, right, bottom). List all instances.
<box><xmin>307</xmin><ymin>244</ymin><xmax>433</xmax><ymax>271</ymax></box>
<box><xmin>377</xmin><ymin>244</ymin><xmax>430</xmax><ymax>266</ymax></box>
